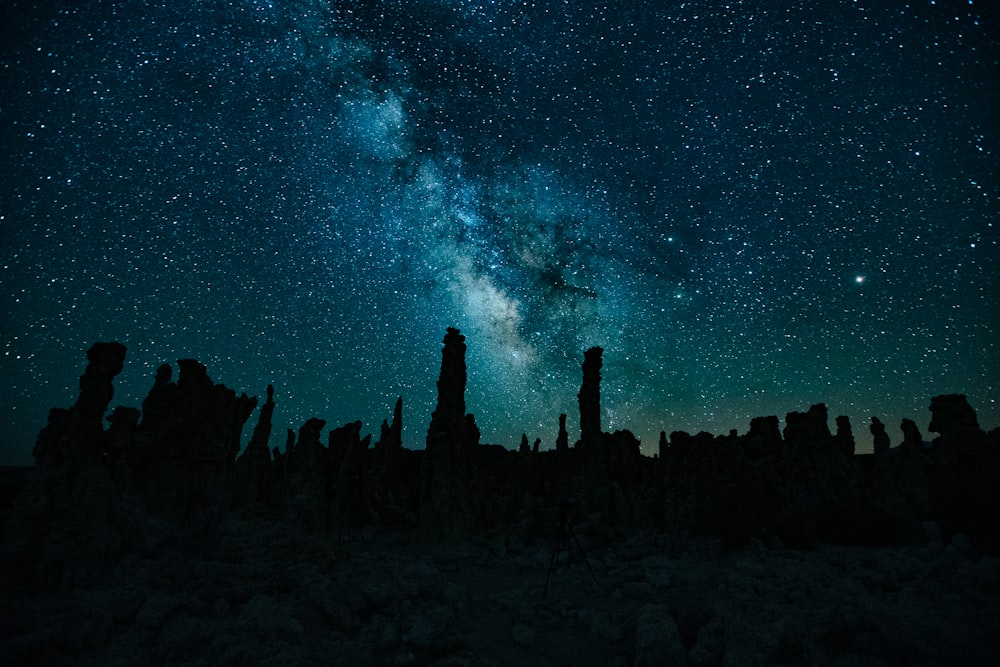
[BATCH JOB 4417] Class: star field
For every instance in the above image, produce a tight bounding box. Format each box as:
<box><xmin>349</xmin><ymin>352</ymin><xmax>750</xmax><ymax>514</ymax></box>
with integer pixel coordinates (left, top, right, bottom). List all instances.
<box><xmin>1</xmin><ymin>0</ymin><xmax>997</xmax><ymax>465</ymax></box>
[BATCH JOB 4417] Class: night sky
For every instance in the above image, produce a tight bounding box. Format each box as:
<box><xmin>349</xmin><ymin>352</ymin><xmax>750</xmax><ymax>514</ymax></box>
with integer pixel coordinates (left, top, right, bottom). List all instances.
<box><xmin>2</xmin><ymin>1</ymin><xmax>997</xmax><ymax>466</ymax></box>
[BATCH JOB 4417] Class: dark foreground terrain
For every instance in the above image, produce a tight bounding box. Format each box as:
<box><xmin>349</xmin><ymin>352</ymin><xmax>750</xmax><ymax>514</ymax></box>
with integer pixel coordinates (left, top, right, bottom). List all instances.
<box><xmin>2</xmin><ymin>333</ymin><xmax>999</xmax><ymax>665</ymax></box>
<box><xmin>2</xmin><ymin>514</ymin><xmax>998</xmax><ymax>667</ymax></box>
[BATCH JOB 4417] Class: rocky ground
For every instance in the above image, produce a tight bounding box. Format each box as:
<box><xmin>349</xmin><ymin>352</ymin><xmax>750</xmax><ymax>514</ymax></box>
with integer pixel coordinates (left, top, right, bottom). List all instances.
<box><xmin>2</xmin><ymin>519</ymin><xmax>997</xmax><ymax>667</ymax></box>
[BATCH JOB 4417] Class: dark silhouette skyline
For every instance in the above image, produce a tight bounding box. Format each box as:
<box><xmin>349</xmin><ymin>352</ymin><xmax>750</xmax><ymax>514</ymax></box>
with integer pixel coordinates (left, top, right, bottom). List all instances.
<box><xmin>11</xmin><ymin>332</ymin><xmax>998</xmax><ymax>568</ymax></box>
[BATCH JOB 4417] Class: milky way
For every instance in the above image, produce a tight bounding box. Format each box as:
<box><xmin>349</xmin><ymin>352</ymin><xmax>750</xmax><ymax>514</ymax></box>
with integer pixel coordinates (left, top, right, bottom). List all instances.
<box><xmin>1</xmin><ymin>1</ymin><xmax>997</xmax><ymax>464</ymax></box>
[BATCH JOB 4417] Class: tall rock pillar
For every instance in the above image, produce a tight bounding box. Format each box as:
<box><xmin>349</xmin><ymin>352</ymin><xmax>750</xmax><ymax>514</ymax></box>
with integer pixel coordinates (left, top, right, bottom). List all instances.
<box><xmin>578</xmin><ymin>346</ymin><xmax>604</xmax><ymax>448</ymax></box>
<box><xmin>422</xmin><ymin>328</ymin><xmax>476</xmax><ymax>539</ymax></box>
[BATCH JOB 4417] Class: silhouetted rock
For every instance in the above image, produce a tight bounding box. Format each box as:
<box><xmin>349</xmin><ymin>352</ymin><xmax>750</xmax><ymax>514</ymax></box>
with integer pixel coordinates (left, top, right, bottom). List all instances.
<box><xmin>11</xmin><ymin>343</ymin><xmax>130</xmax><ymax>587</ymax></box>
<box><xmin>835</xmin><ymin>415</ymin><xmax>855</xmax><ymax>458</ymax></box>
<box><xmin>578</xmin><ymin>347</ymin><xmax>603</xmax><ymax>448</ymax></box>
<box><xmin>894</xmin><ymin>417</ymin><xmax>931</xmax><ymax>529</ymax></box>
<box><xmin>234</xmin><ymin>384</ymin><xmax>276</xmax><ymax>512</ymax></box>
<box><xmin>607</xmin><ymin>429</ymin><xmax>641</xmax><ymax>487</ymax></box>
<box><xmin>34</xmin><ymin>342</ymin><xmax>127</xmax><ymax>466</ymax></box>
<box><xmin>9</xmin><ymin>329</ymin><xmax>1000</xmax><ymax>631</ymax></box>
<box><xmin>132</xmin><ymin>358</ymin><xmax>257</xmax><ymax>533</ymax></box>
<box><xmin>870</xmin><ymin>417</ymin><xmax>890</xmax><ymax>456</ymax></box>
<box><xmin>427</xmin><ymin>328</ymin><xmax>469</xmax><ymax>450</ymax></box>
<box><xmin>556</xmin><ymin>413</ymin><xmax>569</xmax><ymax>453</ymax></box>
<box><xmin>745</xmin><ymin>415</ymin><xmax>782</xmax><ymax>460</ymax></box>
<box><xmin>783</xmin><ymin>403</ymin><xmax>832</xmax><ymax>451</ymax></box>
<box><xmin>422</xmin><ymin>328</ymin><xmax>477</xmax><ymax>539</ymax></box>
<box><xmin>70</xmin><ymin>342</ymin><xmax>128</xmax><ymax>449</ymax></box>
<box><xmin>376</xmin><ymin>396</ymin><xmax>404</xmax><ymax>452</ymax></box>
<box><xmin>926</xmin><ymin>394</ymin><xmax>999</xmax><ymax>548</ymax></box>
<box><xmin>372</xmin><ymin>397</ymin><xmax>410</xmax><ymax>524</ymax></box>
<box><xmin>900</xmin><ymin>418</ymin><xmax>924</xmax><ymax>455</ymax></box>
<box><xmin>295</xmin><ymin>418</ymin><xmax>326</xmax><ymax>462</ymax></box>
<box><xmin>329</xmin><ymin>420</ymin><xmax>374</xmax><ymax>537</ymax></box>
<box><xmin>285</xmin><ymin>418</ymin><xmax>327</xmax><ymax>533</ymax></box>
<box><xmin>929</xmin><ymin>394</ymin><xmax>983</xmax><ymax>447</ymax></box>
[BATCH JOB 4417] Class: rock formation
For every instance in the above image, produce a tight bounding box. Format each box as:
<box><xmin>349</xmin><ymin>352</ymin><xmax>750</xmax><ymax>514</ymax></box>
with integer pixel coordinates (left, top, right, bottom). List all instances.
<box><xmin>783</xmin><ymin>403</ymin><xmax>832</xmax><ymax>451</ymax></box>
<box><xmin>926</xmin><ymin>394</ymin><xmax>998</xmax><ymax>548</ymax></box>
<box><xmin>427</xmin><ymin>328</ymin><xmax>470</xmax><ymax>450</ymax></box>
<box><xmin>744</xmin><ymin>416</ymin><xmax>781</xmax><ymax>461</ymax></box>
<box><xmin>376</xmin><ymin>396</ymin><xmax>404</xmax><ymax>452</ymax></box>
<box><xmin>578</xmin><ymin>346</ymin><xmax>603</xmax><ymax>448</ymax></box>
<box><xmin>900</xmin><ymin>418</ymin><xmax>924</xmax><ymax>455</ymax></box>
<box><xmin>835</xmin><ymin>415</ymin><xmax>855</xmax><ymax>458</ymax></box>
<box><xmin>8</xmin><ymin>332</ymin><xmax>1000</xmax><ymax>600</ymax></box>
<box><xmin>422</xmin><ymin>327</ymin><xmax>477</xmax><ymax>539</ymax></box>
<box><xmin>132</xmin><ymin>358</ymin><xmax>257</xmax><ymax>531</ymax></box>
<box><xmin>285</xmin><ymin>418</ymin><xmax>328</xmax><ymax>533</ymax></box>
<box><xmin>234</xmin><ymin>385</ymin><xmax>276</xmax><ymax>511</ymax></box>
<box><xmin>929</xmin><ymin>394</ymin><xmax>984</xmax><ymax>447</ymax></box>
<box><xmin>373</xmin><ymin>397</ymin><xmax>408</xmax><ymax>522</ymax></box>
<box><xmin>20</xmin><ymin>342</ymin><xmax>129</xmax><ymax>585</ymax></box>
<box><xmin>870</xmin><ymin>417</ymin><xmax>890</xmax><ymax>456</ymax></box>
<box><xmin>556</xmin><ymin>413</ymin><xmax>569</xmax><ymax>453</ymax></box>
<box><xmin>34</xmin><ymin>341</ymin><xmax>127</xmax><ymax>467</ymax></box>
<box><xmin>330</xmin><ymin>421</ymin><xmax>373</xmax><ymax>537</ymax></box>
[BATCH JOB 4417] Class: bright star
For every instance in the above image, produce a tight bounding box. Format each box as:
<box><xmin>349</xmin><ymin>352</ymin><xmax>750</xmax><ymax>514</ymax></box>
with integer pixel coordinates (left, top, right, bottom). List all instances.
<box><xmin>855</xmin><ymin>276</ymin><xmax>865</xmax><ymax>284</ymax></box>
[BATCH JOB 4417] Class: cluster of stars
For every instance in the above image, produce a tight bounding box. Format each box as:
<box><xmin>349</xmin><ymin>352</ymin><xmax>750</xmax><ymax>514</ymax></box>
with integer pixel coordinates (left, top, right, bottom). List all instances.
<box><xmin>0</xmin><ymin>0</ymin><xmax>996</xmax><ymax>465</ymax></box>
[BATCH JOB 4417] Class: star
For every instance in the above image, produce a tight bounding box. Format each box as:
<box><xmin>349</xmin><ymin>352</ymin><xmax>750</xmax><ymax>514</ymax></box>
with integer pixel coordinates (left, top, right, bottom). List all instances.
<box><xmin>0</xmin><ymin>0</ymin><xmax>996</xmax><ymax>465</ymax></box>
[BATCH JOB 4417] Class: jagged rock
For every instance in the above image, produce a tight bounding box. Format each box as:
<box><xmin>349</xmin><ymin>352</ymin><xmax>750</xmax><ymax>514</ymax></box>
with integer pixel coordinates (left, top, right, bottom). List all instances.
<box><xmin>376</xmin><ymin>396</ymin><xmax>404</xmax><ymax>452</ymax></box>
<box><xmin>373</xmin><ymin>397</ymin><xmax>410</xmax><ymax>523</ymax></box>
<box><xmin>250</xmin><ymin>384</ymin><xmax>276</xmax><ymax>449</ymax></box>
<box><xmin>519</xmin><ymin>433</ymin><xmax>530</xmax><ymax>454</ymax></box>
<box><xmin>234</xmin><ymin>385</ymin><xmax>276</xmax><ymax>511</ymax></box>
<box><xmin>132</xmin><ymin>359</ymin><xmax>257</xmax><ymax>531</ymax></box>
